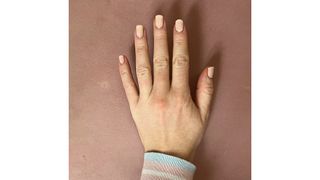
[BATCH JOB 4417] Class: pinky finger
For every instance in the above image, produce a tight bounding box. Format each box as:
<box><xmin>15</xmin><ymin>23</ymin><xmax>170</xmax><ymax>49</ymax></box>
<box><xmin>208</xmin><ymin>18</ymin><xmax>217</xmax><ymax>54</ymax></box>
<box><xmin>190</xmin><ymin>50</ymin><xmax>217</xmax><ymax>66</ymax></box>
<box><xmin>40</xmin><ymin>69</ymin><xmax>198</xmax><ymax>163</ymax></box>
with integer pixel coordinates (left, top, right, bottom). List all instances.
<box><xmin>118</xmin><ymin>55</ymin><xmax>139</xmax><ymax>108</ymax></box>
<box><xmin>195</xmin><ymin>66</ymin><xmax>215</xmax><ymax>122</ymax></box>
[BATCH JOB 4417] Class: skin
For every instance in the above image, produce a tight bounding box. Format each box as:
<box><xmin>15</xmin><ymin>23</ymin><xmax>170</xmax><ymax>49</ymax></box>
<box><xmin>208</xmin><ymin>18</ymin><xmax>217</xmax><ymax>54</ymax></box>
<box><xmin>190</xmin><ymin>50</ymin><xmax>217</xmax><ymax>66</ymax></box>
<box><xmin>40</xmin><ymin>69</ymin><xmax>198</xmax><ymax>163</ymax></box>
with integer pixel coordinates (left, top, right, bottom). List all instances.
<box><xmin>118</xmin><ymin>15</ymin><xmax>214</xmax><ymax>162</ymax></box>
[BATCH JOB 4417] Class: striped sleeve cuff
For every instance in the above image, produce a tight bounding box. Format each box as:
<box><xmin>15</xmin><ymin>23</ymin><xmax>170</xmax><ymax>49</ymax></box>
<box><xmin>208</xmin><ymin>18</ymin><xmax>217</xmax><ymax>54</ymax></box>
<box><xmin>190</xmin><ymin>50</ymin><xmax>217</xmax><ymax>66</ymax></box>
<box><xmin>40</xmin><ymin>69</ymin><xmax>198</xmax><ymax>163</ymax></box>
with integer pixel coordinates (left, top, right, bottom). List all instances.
<box><xmin>141</xmin><ymin>152</ymin><xmax>196</xmax><ymax>180</ymax></box>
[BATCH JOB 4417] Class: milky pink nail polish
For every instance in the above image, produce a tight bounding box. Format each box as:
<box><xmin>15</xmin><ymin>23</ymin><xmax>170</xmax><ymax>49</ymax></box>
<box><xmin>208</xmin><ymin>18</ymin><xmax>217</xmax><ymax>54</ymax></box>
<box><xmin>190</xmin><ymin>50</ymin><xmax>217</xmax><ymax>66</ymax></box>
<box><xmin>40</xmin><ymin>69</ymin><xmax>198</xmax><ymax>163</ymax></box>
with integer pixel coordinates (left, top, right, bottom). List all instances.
<box><xmin>155</xmin><ymin>15</ymin><xmax>164</xmax><ymax>29</ymax></box>
<box><xmin>175</xmin><ymin>19</ymin><xmax>184</xmax><ymax>32</ymax></box>
<box><xmin>136</xmin><ymin>25</ymin><xmax>144</xmax><ymax>38</ymax></box>
<box><xmin>119</xmin><ymin>55</ymin><xmax>125</xmax><ymax>64</ymax></box>
<box><xmin>207</xmin><ymin>67</ymin><xmax>214</xmax><ymax>78</ymax></box>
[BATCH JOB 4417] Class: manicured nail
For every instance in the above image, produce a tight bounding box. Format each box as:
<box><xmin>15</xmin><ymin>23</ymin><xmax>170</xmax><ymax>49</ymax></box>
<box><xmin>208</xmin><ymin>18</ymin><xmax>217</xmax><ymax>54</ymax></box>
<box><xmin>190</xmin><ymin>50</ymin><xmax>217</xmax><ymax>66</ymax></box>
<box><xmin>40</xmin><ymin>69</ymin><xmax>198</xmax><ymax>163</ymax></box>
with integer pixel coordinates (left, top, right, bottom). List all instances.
<box><xmin>155</xmin><ymin>15</ymin><xmax>164</xmax><ymax>29</ymax></box>
<box><xmin>175</xmin><ymin>19</ymin><xmax>184</xmax><ymax>32</ymax></box>
<box><xmin>136</xmin><ymin>25</ymin><xmax>144</xmax><ymax>38</ymax></box>
<box><xmin>208</xmin><ymin>67</ymin><xmax>214</xmax><ymax>78</ymax></box>
<box><xmin>119</xmin><ymin>55</ymin><xmax>125</xmax><ymax>64</ymax></box>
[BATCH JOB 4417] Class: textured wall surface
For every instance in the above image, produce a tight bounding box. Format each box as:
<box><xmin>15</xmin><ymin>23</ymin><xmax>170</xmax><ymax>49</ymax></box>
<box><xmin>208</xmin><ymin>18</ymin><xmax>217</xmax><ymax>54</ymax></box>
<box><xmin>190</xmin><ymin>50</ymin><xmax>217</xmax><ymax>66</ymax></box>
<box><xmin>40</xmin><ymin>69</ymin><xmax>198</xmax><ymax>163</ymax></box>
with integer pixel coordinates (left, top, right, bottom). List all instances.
<box><xmin>70</xmin><ymin>0</ymin><xmax>251</xmax><ymax>179</ymax></box>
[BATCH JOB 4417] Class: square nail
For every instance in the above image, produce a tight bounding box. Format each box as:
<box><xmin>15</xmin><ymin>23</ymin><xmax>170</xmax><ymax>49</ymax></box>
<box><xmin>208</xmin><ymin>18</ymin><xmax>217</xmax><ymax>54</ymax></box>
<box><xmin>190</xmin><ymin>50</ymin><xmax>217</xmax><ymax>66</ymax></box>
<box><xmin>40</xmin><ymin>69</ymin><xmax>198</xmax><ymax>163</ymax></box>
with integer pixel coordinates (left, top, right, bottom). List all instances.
<box><xmin>155</xmin><ymin>15</ymin><xmax>164</xmax><ymax>29</ymax></box>
<box><xmin>136</xmin><ymin>25</ymin><xmax>144</xmax><ymax>38</ymax></box>
<box><xmin>207</xmin><ymin>67</ymin><xmax>214</xmax><ymax>78</ymax></box>
<box><xmin>175</xmin><ymin>19</ymin><xmax>184</xmax><ymax>32</ymax></box>
<box><xmin>119</xmin><ymin>55</ymin><xmax>125</xmax><ymax>64</ymax></box>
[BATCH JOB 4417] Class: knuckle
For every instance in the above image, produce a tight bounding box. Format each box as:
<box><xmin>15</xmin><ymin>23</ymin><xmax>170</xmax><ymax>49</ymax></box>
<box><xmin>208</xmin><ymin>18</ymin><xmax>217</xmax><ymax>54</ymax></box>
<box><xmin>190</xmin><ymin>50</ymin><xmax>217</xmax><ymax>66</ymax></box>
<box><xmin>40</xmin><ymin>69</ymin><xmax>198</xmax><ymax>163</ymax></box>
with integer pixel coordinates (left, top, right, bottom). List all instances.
<box><xmin>174</xmin><ymin>38</ymin><xmax>185</xmax><ymax>46</ymax></box>
<box><xmin>136</xmin><ymin>45</ymin><xmax>146</xmax><ymax>55</ymax></box>
<box><xmin>171</xmin><ymin>89</ymin><xmax>190</xmax><ymax>102</ymax></box>
<box><xmin>154</xmin><ymin>56</ymin><xmax>169</xmax><ymax>68</ymax></box>
<box><xmin>136</xmin><ymin>65</ymin><xmax>150</xmax><ymax>77</ymax></box>
<box><xmin>124</xmin><ymin>81</ymin><xmax>135</xmax><ymax>90</ymax></box>
<box><xmin>173</xmin><ymin>55</ymin><xmax>189</xmax><ymax>67</ymax></box>
<box><xmin>152</xmin><ymin>97</ymin><xmax>167</xmax><ymax>110</ymax></box>
<box><xmin>202</xmin><ymin>84</ymin><xmax>214</xmax><ymax>95</ymax></box>
<box><xmin>120</xmin><ymin>70</ymin><xmax>128</xmax><ymax>76</ymax></box>
<box><xmin>175</xmin><ymin>95</ymin><xmax>186</xmax><ymax>105</ymax></box>
<box><xmin>154</xmin><ymin>32</ymin><xmax>167</xmax><ymax>40</ymax></box>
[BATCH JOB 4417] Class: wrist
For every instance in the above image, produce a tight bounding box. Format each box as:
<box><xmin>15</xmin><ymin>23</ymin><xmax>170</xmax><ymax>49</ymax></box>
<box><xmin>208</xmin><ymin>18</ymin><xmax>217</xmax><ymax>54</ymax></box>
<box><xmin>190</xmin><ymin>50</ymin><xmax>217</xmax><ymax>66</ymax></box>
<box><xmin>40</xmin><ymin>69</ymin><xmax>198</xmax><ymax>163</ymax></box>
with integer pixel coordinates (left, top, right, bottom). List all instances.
<box><xmin>145</xmin><ymin>148</ymin><xmax>196</xmax><ymax>162</ymax></box>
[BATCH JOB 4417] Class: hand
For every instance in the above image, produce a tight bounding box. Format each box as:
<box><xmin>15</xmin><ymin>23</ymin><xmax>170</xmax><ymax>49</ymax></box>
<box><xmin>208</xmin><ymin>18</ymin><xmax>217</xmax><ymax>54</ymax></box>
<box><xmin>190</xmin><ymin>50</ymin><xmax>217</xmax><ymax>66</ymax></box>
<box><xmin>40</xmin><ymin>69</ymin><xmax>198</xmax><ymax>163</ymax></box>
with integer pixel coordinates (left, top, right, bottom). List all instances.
<box><xmin>118</xmin><ymin>15</ymin><xmax>215</xmax><ymax>161</ymax></box>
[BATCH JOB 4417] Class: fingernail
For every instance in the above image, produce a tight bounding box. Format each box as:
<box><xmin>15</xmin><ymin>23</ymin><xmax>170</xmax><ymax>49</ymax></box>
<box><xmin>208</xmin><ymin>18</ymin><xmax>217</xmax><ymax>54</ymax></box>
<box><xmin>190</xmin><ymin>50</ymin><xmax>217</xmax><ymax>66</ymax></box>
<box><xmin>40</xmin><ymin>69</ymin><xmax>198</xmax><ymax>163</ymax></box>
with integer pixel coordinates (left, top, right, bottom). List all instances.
<box><xmin>119</xmin><ymin>55</ymin><xmax>125</xmax><ymax>64</ymax></box>
<box><xmin>155</xmin><ymin>15</ymin><xmax>163</xmax><ymax>29</ymax></box>
<box><xmin>175</xmin><ymin>19</ymin><xmax>184</xmax><ymax>32</ymax></box>
<box><xmin>207</xmin><ymin>67</ymin><xmax>214</xmax><ymax>78</ymax></box>
<box><xmin>136</xmin><ymin>25</ymin><xmax>144</xmax><ymax>38</ymax></box>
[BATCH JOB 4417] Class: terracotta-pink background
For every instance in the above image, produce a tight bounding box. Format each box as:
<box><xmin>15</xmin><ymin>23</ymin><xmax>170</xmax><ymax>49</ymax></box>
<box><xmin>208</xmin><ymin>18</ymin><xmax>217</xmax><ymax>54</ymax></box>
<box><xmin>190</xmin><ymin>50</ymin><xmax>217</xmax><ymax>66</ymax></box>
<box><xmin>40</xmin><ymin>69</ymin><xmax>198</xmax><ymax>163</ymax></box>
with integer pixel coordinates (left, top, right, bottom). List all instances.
<box><xmin>70</xmin><ymin>0</ymin><xmax>251</xmax><ymax>179</ymax></box>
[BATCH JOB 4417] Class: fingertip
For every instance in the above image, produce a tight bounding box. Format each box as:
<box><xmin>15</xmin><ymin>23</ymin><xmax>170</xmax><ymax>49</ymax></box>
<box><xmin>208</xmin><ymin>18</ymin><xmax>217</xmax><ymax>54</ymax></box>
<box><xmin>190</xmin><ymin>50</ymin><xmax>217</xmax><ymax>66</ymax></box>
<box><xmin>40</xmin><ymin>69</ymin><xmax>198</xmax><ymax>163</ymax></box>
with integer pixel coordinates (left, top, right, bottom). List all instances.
<box><xmin>119</xmin><ymin>55</ymin><xmax>125</xmax><ymax>65</ymax></box>
<box><xmin>197</xmin><ymin>67</ymin><xmax>214</xmax><ymax>88</ymax></box>
<box><xmin>207</xmin><ymin>66</ymin><xmax>214</xmax><ymax>79</ymax></box>
<box><xmin>135</xmin><ymin>25</ymin><xmax>144</xmax><ymax>39</ymax></box>
<box><xmin>175</xmin><ymin>19</ymin><xmax>184</xmax><ymax>32</ymax></box>
<box><xmin>154</xmin><ymin>15</ymin><xmax>164</xmax><ymax>29</ymax></box>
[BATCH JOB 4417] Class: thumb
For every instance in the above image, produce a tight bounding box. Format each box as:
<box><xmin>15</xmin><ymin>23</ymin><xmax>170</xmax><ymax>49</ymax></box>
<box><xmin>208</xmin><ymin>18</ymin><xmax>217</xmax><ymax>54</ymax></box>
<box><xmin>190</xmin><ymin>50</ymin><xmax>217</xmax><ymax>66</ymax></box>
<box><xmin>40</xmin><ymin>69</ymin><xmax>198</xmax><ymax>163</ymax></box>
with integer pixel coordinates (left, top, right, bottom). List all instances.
<box><xmin>196</xmin><ymin>66</ymin><xmax>215</xmax><ymax>122</ymax></box>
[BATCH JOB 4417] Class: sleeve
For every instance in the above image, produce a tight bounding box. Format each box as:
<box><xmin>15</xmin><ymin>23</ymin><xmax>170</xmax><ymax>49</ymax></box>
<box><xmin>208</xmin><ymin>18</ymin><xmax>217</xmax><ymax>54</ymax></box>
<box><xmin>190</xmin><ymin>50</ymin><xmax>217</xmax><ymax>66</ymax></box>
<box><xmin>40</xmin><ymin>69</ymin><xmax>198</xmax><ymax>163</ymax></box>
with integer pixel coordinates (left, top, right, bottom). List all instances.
<box><xmin>140</xmin><ymin>152</ymin><xmax>196</xmax><ymax>180</ymax></box>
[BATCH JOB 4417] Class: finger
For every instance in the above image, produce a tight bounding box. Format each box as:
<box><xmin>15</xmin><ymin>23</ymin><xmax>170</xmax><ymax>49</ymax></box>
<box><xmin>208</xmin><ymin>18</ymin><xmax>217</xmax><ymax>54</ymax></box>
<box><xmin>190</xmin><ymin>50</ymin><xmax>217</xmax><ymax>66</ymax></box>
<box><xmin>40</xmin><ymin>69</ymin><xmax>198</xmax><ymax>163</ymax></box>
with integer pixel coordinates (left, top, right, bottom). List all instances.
<box><xmin>135</xmin><ymin>25</ymin><xmax>152</xmax><ymax>98</ymax></box>
<box><xmin>152</xmin><ymin>15</ymin><xmax>170</xmax><ymax>95</ymax></box>
<box><xmin>119</xmin><ymin>55</ymin><xmax>139</xmax><ymax>108</ymax></box>
<box><xmin>171</xmin><ymin>19</ymin><xmax>190</xmax><ymax>93</ymax></box>
<box><xmin>196</xmin><ymin>67</ymin><xmax>215</xmax><ymax>122</ymax></box>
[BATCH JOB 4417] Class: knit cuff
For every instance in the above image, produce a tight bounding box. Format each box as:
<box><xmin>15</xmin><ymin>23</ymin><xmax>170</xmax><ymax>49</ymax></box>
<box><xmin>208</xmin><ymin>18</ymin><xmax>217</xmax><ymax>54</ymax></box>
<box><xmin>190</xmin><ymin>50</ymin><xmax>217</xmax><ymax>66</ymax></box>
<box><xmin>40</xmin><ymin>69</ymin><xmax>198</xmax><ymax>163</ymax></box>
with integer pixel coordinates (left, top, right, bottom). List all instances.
<box><xmin>141</xmin><ymin>152</ymin><xmax>196</xmax><ymax>180</ymax></box>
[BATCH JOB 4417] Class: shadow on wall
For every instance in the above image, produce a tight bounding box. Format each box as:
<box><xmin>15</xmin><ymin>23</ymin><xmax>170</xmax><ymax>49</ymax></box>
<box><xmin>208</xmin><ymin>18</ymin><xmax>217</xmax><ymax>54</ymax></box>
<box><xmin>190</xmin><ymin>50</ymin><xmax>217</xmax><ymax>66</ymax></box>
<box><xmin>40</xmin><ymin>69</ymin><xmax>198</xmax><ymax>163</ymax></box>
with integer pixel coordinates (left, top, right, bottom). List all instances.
<box><xmin>131</xmin><ymin>1</ymin><xmax>224</xmax><ymax>179</ymax></box>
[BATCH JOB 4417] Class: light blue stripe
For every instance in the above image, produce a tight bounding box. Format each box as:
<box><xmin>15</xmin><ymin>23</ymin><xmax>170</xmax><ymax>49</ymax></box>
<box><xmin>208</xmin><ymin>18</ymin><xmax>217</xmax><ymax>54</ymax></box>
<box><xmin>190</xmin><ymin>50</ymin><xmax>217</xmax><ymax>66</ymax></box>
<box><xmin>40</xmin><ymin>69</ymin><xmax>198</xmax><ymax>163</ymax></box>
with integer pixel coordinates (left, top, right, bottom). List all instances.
<box><xmin>144</xmin><ymin>152</ymin><xmax>196</xmax><ymax>172</ymax></box>
<box><xmin>142</xmin><ymin>169</ymin><xmax>186</xmax><ymax>180</ymax></box>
